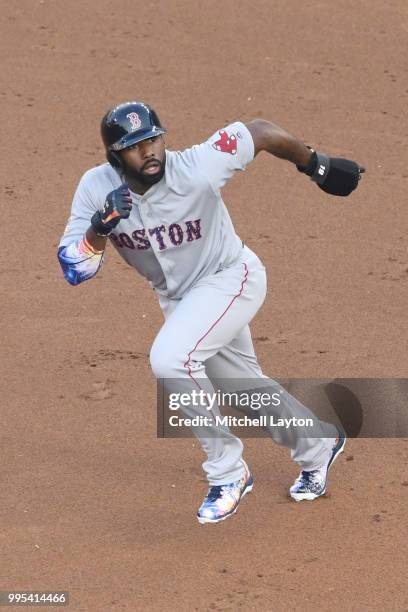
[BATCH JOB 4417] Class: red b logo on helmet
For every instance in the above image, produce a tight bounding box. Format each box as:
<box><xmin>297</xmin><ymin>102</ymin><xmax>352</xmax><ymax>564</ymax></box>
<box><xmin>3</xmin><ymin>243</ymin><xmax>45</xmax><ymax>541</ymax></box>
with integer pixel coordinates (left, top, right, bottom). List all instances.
<box><xmin>127</xmin><ymin>112</ymin><xmax>141</xmax><ymax>130</ymax></box>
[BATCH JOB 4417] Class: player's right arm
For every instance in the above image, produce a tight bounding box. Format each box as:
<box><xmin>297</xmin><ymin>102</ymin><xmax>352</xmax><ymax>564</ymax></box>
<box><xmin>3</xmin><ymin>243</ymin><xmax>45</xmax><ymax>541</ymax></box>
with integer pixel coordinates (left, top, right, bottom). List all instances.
<box><xmin>57</xmin><ymin>174</ymin><xmax>131</xmax><ymax>286</ymax></box>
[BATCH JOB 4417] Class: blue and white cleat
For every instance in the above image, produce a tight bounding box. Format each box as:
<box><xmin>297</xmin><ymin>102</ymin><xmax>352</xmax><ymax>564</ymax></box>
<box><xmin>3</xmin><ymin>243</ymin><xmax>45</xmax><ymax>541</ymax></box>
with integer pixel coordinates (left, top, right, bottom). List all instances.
<box><xmin>290</xmin><ymin>431</ymin><xmax>346</xmax><ymax>502</ymax></box>
<box><xmin>197</xmin><ymin>471</ymin><xmax>254</xmax><ymax>524</ymax></box>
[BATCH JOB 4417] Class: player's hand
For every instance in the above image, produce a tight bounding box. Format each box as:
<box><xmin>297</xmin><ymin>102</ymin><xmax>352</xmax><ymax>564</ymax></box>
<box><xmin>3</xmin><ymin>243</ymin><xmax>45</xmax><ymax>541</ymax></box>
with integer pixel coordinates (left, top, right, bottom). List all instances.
<box><xmin>297</xmin><ymin>150</ymin><xmax>365</xmax><ymax>197</ymax></box>
<box><xmin>91</xmin><ymin>184</ymin><xmax>132</xmax><ymax>236</ymax></box>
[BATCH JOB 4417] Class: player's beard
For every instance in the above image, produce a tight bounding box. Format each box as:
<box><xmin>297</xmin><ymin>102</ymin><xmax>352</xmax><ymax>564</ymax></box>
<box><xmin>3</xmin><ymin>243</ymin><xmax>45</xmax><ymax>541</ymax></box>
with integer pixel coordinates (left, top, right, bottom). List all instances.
<box><xmin>123</xmin><ymin>158</ymin><xmax>165</xmax><ymax>187</ymax></box>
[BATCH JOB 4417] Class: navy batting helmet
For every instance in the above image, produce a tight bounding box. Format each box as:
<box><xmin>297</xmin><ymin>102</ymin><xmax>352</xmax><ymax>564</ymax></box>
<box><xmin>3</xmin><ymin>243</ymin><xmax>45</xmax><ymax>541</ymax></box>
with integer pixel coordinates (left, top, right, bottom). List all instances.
<box><xmin>101</xmin><ymin>101</ymin><xmax>166</xmax><ymax>168</ymax></box>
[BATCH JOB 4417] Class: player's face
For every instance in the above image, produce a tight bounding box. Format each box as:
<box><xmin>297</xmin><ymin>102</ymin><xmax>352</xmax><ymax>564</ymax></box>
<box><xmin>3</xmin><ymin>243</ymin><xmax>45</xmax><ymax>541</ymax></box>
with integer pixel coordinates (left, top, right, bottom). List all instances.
<box><xmin>120</xmin><ymin>135</ymin><xmax>166</xmax><ymax>186</ymax></box>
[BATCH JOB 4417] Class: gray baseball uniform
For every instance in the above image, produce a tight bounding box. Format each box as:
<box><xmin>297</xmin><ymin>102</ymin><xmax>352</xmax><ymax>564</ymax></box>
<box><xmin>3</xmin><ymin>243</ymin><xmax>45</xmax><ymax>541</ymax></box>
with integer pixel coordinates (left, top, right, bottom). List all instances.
<box><xmin>58</xmin><ymin>122</ymin><xmax>337</xmax><ymax>485</ymax></box>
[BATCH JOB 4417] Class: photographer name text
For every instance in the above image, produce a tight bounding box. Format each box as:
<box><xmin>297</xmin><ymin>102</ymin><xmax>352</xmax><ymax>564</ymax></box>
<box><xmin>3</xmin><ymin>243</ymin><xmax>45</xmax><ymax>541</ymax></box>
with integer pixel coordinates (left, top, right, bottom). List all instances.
<box><xmin>168</xmin><ymin>415</ymin><xmax>314</xmax><ymax>428</ymax></box>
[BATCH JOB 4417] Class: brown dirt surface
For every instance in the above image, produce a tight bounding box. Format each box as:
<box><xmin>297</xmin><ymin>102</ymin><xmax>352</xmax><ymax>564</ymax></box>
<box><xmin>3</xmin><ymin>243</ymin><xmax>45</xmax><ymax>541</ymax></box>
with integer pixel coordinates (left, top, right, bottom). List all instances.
<box><xmin>1</xmin><ymin>1</ymin><xmax>408</xmax><ymax>610</ymax></box>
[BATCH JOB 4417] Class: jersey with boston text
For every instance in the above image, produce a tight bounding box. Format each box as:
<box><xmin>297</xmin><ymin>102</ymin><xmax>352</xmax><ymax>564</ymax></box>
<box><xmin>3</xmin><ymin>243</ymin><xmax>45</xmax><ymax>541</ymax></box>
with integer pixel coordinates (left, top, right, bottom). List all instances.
<box><xmin>58</xmin><ymin>121</ymin><xmax>255</xmax><ymax>298</ymax></box>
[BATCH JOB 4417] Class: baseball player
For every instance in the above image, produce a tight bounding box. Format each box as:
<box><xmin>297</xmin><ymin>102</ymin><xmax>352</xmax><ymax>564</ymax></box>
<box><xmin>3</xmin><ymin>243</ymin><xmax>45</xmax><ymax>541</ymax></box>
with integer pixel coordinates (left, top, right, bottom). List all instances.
<box><xmin>58</xmin><ymin>102</ymin><xmax>364</xmax><ymax>524</ymax></box>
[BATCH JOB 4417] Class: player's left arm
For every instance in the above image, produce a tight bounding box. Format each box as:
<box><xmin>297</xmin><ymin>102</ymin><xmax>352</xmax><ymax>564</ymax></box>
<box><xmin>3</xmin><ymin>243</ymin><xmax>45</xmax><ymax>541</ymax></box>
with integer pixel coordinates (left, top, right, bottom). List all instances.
<box><xmin>246</xmin><ymin>118</ymin><xmax>365</xmax><ymax>197</ymax></box>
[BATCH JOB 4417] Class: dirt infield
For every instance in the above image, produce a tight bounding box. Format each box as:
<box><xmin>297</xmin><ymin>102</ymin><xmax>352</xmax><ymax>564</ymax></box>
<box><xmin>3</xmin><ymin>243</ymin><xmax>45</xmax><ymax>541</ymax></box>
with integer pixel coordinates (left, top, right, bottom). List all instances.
<box><xmin>1</xmin><ymin>0</ymin><xmax>408</xmax><ymax>610</ymax></box>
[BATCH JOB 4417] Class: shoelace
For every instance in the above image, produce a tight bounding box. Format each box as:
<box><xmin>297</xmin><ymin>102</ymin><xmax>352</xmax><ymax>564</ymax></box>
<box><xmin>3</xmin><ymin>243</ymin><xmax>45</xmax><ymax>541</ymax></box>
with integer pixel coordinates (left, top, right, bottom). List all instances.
<box><xmin>206</xmin><ymin>483</ymin><xmax>235</xmax><ymax>502</ymax></box>
<box><xmin>299</xmin><ymin>470</ymin><xmax>319</xmax><ymax>483</ymax></box>
<box><xmin>206</xmin><ymin>486</ymin><xmax>223</xmax><ymax>502</ymax></box>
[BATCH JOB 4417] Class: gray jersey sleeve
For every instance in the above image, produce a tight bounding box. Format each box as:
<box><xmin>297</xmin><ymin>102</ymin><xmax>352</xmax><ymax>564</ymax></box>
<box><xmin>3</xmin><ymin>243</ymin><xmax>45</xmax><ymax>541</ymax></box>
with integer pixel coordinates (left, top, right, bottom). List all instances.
<box><xmin>57</xmin><ymin>167</ymin><xmax>112</xmax><ymax>285</ymax></box>
<box><xmin>59</xmin><ymin>169</ymin><xmax>102</xmax><ymax>248</ymax></box>
<box><xmin>181</xmin><ymin>121</ymin><xmax>255</xmax><ymax>191</ymax></box>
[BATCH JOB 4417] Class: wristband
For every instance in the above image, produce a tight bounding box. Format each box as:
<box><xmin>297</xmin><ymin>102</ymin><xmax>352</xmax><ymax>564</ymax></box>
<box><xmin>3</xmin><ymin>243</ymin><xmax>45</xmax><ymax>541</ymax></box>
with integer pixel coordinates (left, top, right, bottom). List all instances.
<box><xmin>83</xmin><ymin>236</ymin><xmax>105</xmax><ymax>254</ymax></box>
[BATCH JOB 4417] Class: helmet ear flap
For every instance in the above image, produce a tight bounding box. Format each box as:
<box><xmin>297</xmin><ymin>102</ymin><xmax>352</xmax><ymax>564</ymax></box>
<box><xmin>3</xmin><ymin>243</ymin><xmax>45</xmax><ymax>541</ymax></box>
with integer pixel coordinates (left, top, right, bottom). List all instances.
<box><xmin>107</xmin><ymin>150</ymin><xmax>122</xmax><ymax>169</ymax></box>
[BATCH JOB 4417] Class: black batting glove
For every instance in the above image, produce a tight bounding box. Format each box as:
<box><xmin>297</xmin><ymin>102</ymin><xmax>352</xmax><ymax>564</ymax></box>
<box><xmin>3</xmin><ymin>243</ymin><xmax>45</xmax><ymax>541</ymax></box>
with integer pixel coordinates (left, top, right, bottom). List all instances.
<box><xmin>91</xmin><ymin>184</ymin><xmax>132</xmax><ymax>236</ymax></box>
<box><xmin>297</xmin><ymin>150</ymin><xmax>365</xmax><ymax>197</ymax></box>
